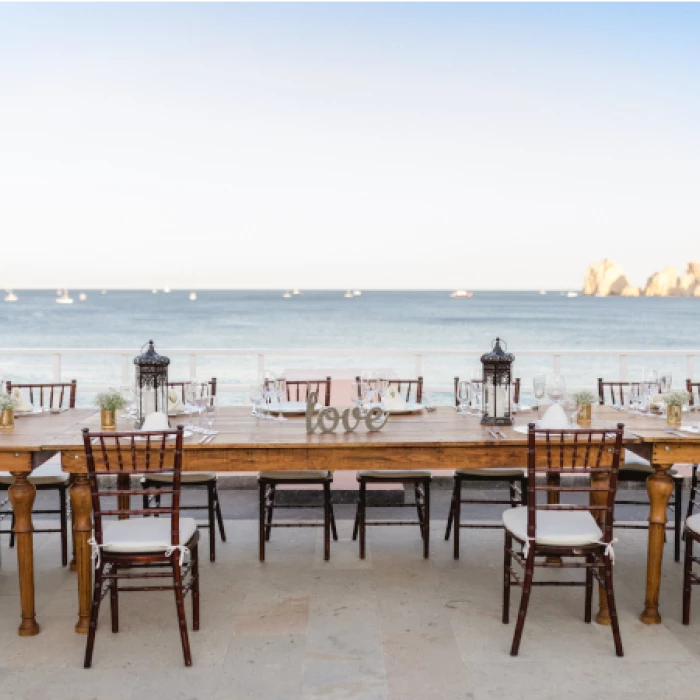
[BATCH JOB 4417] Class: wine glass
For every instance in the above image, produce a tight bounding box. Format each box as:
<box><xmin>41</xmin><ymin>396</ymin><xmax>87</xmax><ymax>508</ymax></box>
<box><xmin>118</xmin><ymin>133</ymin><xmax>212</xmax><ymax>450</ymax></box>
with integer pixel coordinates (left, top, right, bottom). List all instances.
<box><xmin>204</xmin><ymin>396</ymin><xmax>218</xmax><ymax>434</ymax></box>
<box><xmin>533</xmin><ymin>375</ymin><xmax>546</xmax><ymax>403</ymax></box>
<box><xmin>457</xmin><ymin>381</ymin><xmax>471</xmax><ymax>414</ymax></box>
<box><xmin>276</xmin><ymin>378</ymin><xmax>287</xmax><ymax>404</ymax></box>
<box><xmin>352</xmin><ymin>377</ymin><xmax>366</xmax><ymax>417</ymax></box>
<box><xmin>629</xmin><ymin>384</ymin><xmax>641</xmax><ymax>414</ymax></box>
<box><xmin>546</xmin><ymin>374</ymin><xmax>566</xmax><ymax>404</ymax></box>
<box><xmin>660</xmin><ymin>371</ymin><xmax>672</xmax><ymax>394</ymax></box>
<box><xmin>470</xmin><ymin>370</ymin><xmax>483</xmax><ymax>412</ymax></box>
<box><xmin>250</xmin><ymin>386</ymin><xmax>264</xmax><ymax>417</ymax></box>
<box><xmin>563</xmin><ymin>396</ymin><xmax>580</xmax><ymax>427</ymax></box>
<box><xmin>361</xmin><ymin>370</ymin><xmax>379</xmax><ymax>406</ymax></box>
<box><xmin>120</xmin><ymin>383</ymin><xmax>135</xmax><ymax>418</ymax></box>
<box><xmin>184</xmin><ymin>381</ymin><xmax>198</xmax><ymax>429</ymax></box>
<box><xmin>193</xmin><ymin>385</ymin><xmax>210</xmax><ymax>432</ymax></box>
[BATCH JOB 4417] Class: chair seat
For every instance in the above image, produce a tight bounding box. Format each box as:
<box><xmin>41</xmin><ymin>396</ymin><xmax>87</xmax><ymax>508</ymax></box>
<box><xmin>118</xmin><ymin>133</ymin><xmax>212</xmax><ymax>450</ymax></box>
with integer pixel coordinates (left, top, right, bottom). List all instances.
<box><xmin>503</xmin><ymin>506</ymin><xmax>603</xmax><ymax>548</ymax></box>
<box><xmin>100</xmin><ymin>517</ymin><xmax>198</xmax><ymax>554</ymax></box>
<box><xmin>142</xmin><ymin>472</ymin><xmax>217</xmax><ymax>484</ymax></box>
<box><xmin>358</xmin><ymin>470</ymin><xmax>431</xmax><ymax>480</ymax></box>
<box><xmin>456</xmin><ymin>468</ymin><xmax>526</xmax><ymax>479</ymax></box>
<box><xmin>685</xmin><ymin>513</ymin><xmax>700</xmax><ymax>536</ymax></box>
<box><xmin>258</xmin><ymin>470</ymin><xmax>332</xmax><ymax>482</ymax></box>
<box><xmin>621</xmin><ymin>452</ymin><xmax>680</xmax><ymax>479</ymax></box>
<box><xmin>0</xmin><ymin>463</ymin><xmax>69</xmax><ymax>486</ymax></box>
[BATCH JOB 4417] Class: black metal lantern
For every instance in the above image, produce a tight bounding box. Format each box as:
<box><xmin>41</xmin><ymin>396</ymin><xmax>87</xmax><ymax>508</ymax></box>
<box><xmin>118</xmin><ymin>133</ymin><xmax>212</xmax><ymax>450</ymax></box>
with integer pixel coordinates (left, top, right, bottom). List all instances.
<box><xmin>480</xmin><ymin>337</ymin><xmax>514</xmax><ymax>426</ymax></box>
<box><xmin>133</xmin><ymin>340</ymin><xmax>170</xmax><ymax>428</ymax></box>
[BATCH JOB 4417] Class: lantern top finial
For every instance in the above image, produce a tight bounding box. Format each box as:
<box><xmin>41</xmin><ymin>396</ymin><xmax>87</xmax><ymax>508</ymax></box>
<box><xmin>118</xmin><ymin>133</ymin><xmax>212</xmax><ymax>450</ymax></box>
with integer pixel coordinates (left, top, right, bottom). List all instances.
<box><xmin>480</xmin><ymin>337</ymin><xmax>514</xmax><ymax>364</ymax></box>
<box><xmin>134</xmin><ymin>340</ymin><xmax>170</xmax><ymax>368</ymax></box>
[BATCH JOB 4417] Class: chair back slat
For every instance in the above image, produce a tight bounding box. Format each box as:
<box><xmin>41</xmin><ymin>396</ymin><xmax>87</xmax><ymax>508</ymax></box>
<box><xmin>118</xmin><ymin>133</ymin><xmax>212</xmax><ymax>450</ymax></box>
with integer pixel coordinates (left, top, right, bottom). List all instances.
<box><xmin>356</xmin><ymin>376</ymin><xmax>424</xmax><ymax>403</ymax></box>
<box><xmin>597</xmin><ymin>378</ymin><xmax>650</xmax><ymax>406</ymax></box>
<box><xmin>168</xmin><ymin>378</ymin><xmax>217</xmax><ymax>403</ymax></box>
<box><xmin>526</xmin><ymin>423</ymin><xmax>624</xmax><ymax>543</ymax></box>
<box><xmin>264</xmin><ymin>377</ymin><xmax>332</xmax><ymax>406</ymax></box>
<box><xmin>6</xmin><ymin>380</ymin><xmax>77</xmax><ymax>409</ymax></box>
<box><xmin>82</xmin><ymin>427</ymin><xmax>184</xmax><ymax>549</ymax></box>
<box><xmin>453</xmin><ymin>377</ymin><xmax>521</xmax><ymax>407</ymax></box>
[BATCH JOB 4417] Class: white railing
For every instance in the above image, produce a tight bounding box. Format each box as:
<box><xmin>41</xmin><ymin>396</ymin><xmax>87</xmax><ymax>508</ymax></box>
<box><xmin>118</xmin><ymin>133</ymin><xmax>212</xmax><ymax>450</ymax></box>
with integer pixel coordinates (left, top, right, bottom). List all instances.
<box><xmin>0</xmin><ymin>348</ymin><xmax>698</xmax><ymax>394</ymax></box>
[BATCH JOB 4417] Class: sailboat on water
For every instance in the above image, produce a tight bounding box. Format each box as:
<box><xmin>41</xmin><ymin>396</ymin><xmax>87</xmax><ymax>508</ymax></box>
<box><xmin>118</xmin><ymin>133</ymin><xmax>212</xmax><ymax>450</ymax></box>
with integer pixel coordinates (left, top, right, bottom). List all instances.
<box><xmin>56</xmin><ymin>289</ymin><xmax>74</xmax><ymax>304</ymax></box>
<box><xmin>4</xmin><ymin>289</ymin><xmax>18</xmax><ymax>302</ymax></box>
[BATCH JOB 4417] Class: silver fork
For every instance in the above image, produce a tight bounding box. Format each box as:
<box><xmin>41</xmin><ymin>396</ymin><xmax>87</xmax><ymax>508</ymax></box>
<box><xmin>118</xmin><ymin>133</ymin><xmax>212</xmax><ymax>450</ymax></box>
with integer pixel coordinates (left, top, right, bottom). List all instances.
<box><xmin>495</xmin><ymin>428</ymin><xmax>507</xmax><ymax>439</ymax></box>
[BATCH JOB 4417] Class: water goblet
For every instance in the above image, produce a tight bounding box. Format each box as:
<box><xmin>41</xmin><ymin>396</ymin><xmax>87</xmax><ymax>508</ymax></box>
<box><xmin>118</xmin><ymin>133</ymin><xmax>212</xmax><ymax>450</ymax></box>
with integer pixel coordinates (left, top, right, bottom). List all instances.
<box><xmin>533</xmin><ymin>375</ymin><xmax>546</xmax><ymax>402</ymax></box>
<box><xmin>563</xmin><ymin>397</ymin><xmax>580</xmax><ymax>428</ymax></box>
<box><xmin>629</xmin><ymin>384</ymin><xmax>641</xmax><ymax>414</ymax></box>
<box><xmin>204</xmin><ymin>396</ymin><xmax>218</xmax><ymax>434</ymax></box>
<box><xmin>184</xmin><ymin>381</ymin><xmax>198</xmax><ymax>429</ymax></box>
<box><xmin>250</xmin><ymin>387</ymin><xmax>264</xmax><ymax>417</ymax></box>
<box><xmin>457</xmin><ymin>381</ymin><xmax>471</xmax><ymax>414</ymax></box>
<box><xmin>352</xmin><ymin>377</ymin><xmax>366</xmax><ymax>417</ymax></box>
<box><xmin>546</xmin><ymin>374</ymin><xmax>566</xmax><ymax>404</ymax></box>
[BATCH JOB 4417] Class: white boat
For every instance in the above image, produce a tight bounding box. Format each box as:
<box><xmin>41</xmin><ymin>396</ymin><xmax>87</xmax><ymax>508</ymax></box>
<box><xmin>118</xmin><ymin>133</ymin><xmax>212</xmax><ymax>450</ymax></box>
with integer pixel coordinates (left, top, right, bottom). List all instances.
<box><xmin>344</xmin><ymin>290</ymin><xmax>354</xmax><ymax>298</ymax></box>
<box><xmin>353</xmin><ymin>290</ymin><xmax>362</xmax><ymax>296</ymax></box>
<box><xmin>293</xmin><ymin>288</ymin><xmax>301</xmax><ymax>295</ymax></box>
<box><xmin>567</xmin><ymin>291</ymin><xmax>578</xmax><ymax>298</ymax></box>
<box><xmin>152</xmin><ymin>289</ymin><xmax>158</xmax><ymax>294</ymax></box>
<box><xmin>450</xmin><ymin>290</ymin><xmax>473</xmax><ymax>299</ymax></box>
<box><xmin>163</xmin><ymin>287</ymin><xmax>171</xmax><ymax>293</ymax></box>
<box><xmin>100</xmin><ymin>290</ymin><xmax>107</xmax><ymax>295</ymax></box>
<box><xmin>539</xmin><ymin>289</ymin><xmax>547</xmax><ymax>295</ymax></box>
<box><xmin>56</xmin><ymin>289</ymin><xmax>74</xmax><ymax>304</ymax></box>
<box><xmin>282</xmin><ymin>291</ymin><xmax>292</xmax><ymax>298</ymax></box>
<box><xmin>79</xmin><ymin>292</ymin><xmax>87</xmax><ymax>301</ymax></box>
<box><xmin>4</xmin><ymin>290</ymin><xmax>18</xmax><ymax>302</ymax></box>
<box><xmin>189</xmin><ymin>292</ymin><xmax>197</xmax><ymax>301</ymax></box>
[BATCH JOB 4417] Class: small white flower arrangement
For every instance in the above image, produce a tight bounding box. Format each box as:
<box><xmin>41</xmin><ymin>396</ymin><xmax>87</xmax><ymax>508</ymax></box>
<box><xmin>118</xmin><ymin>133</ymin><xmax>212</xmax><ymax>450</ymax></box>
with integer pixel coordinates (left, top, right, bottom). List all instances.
<box><xmin>664</xmin><ymin>391</ymin><xmax>690</xmax><ymax>407</ymax></box>
<box><xmin>572</xmin><ymin>390</ymin><xmax>595</xmax><ymax>406</ymax></box>
<box><xmin>0</xmin><ymin>393</ymin><xmax>20</xmax><ymax>411</ymax></box>
<box><xmin>93</xmin><ymin>389</ymin><xmax>126</xmax><ymax>411</ymax></box>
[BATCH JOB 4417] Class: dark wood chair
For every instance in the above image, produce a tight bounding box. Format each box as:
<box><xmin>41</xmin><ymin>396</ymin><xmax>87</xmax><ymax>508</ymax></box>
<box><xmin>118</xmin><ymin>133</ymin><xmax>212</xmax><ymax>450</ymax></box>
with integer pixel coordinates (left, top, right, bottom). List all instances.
<box><xmin>504</xmin><ymin>423</ymin><xmax>625</xmax><ymax>657</ymax></box>
<box><xmin>598</xmin><ymin>378</ymin><xmax>683</xmax><ymax>561</ymax></box>
<box><xmin>351</xmin><ymin>377</ymin><xmax>431</xmax><ymax>559</ymax></box>
<box><xmin>258</xmin><ymin>377</ymin><xmax>337</xmax><ymax>561</ymax></box>
<box><xmin>445</xmin><ymin>377</ymin><xmax>526</xmax><ymax>559</ymax></box>
<box><xmin>142</xmin><ymin>378</ymin><xmax>225</xmax><ymax>562</ymax></box>
<box><xmin>82</xmin><ymin>425</ymin><xmax>200</xmax><ymax>668</ymax></box>
<box><xmin>0</xmin><ymin>380</ymin><xmax>77</xmax><ymax>566</ymax></box>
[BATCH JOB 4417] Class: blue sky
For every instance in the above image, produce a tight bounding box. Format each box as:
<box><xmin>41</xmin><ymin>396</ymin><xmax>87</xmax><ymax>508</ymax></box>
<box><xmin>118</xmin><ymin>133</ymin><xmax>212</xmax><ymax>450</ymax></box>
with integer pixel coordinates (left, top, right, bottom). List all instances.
<box><xmin>0</xmin><ymin>3</ymin><xmax>698</xmax><ymax>289</ymax></box>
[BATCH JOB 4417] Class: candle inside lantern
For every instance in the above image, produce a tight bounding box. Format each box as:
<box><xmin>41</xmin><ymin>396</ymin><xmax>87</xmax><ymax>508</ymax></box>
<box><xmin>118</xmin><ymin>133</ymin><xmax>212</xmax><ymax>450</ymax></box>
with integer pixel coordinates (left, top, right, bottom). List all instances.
<box><xmin>486</xmin><ymin>385</ymin><xmax>507</xmax><ymax>419</ymax></box>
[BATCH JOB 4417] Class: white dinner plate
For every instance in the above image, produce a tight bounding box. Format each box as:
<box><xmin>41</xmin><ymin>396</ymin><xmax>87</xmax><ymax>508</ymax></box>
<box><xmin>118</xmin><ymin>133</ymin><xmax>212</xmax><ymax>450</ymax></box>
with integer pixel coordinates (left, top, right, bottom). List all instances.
<box><xmin>133</xmin><ymin>430</ymin><xmax>194</xmax><ymax>441</ymax></box>
<box><xmin>368</xmin><ymin>402</ymin><xmax>423</xmax><ymax>415</ymax></box>
<box><xmin>265</xmin><ymin>401</ymin><xmax>321</xmax><ymax>415</ymax></box>
<box><xmin>680</xmin><ymin>424</ymin><xmax>700</xmax><ymax>434</ymax></box>
<box><xmin>14</xmin><ymin>407</ymin><xmax>45</xmax><ymax>417</ymax></box>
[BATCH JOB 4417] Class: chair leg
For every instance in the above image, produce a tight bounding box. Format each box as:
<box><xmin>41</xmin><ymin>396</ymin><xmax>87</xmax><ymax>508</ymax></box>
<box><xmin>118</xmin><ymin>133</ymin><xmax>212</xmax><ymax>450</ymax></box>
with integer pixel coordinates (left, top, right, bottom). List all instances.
<box><xmin>323</xmin><ymin>482</ymin><xmax>331</xmax><ymax>561</ymax></box>
<box><xmin>84</xmin><ymin>566</ymin><xmax>105</xmax><ymax>668</ymax></box>
<box><xmin>352</xmin><ymin>506</ymin><xmax>360</xmax><ymax>541</ymax></box>
<box><xmin>584</xmin><ymin>554</ymin><xmax>594</xmax><ymax>623</ymax></box>
<box><xmin>110</xmin><ymin>567</ymin><xmax>119</xmax><ymax>633</ymax></box>
<box><xmin>59</xmin><ymin>485</ymin><xmax>68</xmax><ymax>567</ymax></box>
<box><xmin>359</xmin><ymin>480</ymin><xmax>367</xmax><ymax>560</ymax></box>
<box><xmin>265</xmin><ymin>485</ymin><xmax>276</xmax><ymax>541</ymax></box>
<box><xmin>687</xmin><ymin>465</ymin><xmax>699</xmax><ymax>521</ymax></box>
<box><xmin>684</xmin><ymin>530</ymin><xmax>693</xmax><ymax>625</ymax></box>
<box><xmin>520</xmin><ymin>476</ymin><xmax>528</xmax><ymax>507</ymax></box>
<box><xmin>423</xmin><ymin>479</ymin><xmax>430</xmax><ymax>559</ymax></box>
<box><xmin>453</xmin><ymin>480</ymin><xmax>461</xmax><ymax>560</ymax></box>
<box><xmin>172</xmin><ymin>558</ymin><xmax>192</xmax><ymax>667</ymax></box>
<box><xmin>329</xmin><ymin>501</ymin><xmax>338</xmax><ymax>541</ymax></box>
<box><xmin>510</xmin><ymin>550</ymin><xmax>534</xmax><ymax>656</ymax></box>
<box><xmin>503</xmin><ymin>531</ymin><xmax>512</xmax><ymax>624</ymax></box>
<box><xmin>675</xmin><ymin>479</ymin><xmax>683</xmax><ymax>563</ymax></box>
<box><xmin>415</xmin><ymin>484</ymin><xmax>425</xmax><ymax>540</ymax></box>
<box><xmin>444</xmin><ymin>480</ymin><xmax>457</xmax><ymax>541</ymax></box>
<box><xmin>258</xmin><ymin>482</ymin><xmax>266</xmax><ymax>562</ymax></box>
<box><xmin>9</xmin><ymin>511</ymin><xmax>15</xmax><ymax>548</ymax></box>
<box><xmin>603</xmin><ymin>554</ymin><xmax>624</xmax><ymax>657</ymax></box>
<box><xmin>192</xmin><ymin>543</ymin><xmax>200</xmax><ymax>631</ymax></box>
<box><xmin>207</xmin><ymin>483</ymin><xmax>216</xmax><ymax>562</ymax></box>
<box><xmin>213</xmin><ymin>483</ymin><xmax>227</xmax><ymax>542</ymax></box>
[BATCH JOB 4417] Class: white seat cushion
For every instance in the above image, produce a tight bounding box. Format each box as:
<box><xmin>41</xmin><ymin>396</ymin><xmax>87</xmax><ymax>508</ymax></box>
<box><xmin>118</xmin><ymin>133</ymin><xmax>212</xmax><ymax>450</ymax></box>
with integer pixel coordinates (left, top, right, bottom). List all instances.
<box><xmin>686</xmin><ymin>513</ymin><xmax>700</xmax><ymax>536</ymax></box>
<box><xmin>100</xmin><ymin>517</ymin><xmax>197</xmax><ymax>554</ymax></box>
<box><xmin>457</xmin><ymin>468</ymin><xmax>526</xmax><ymax>479</ymax></box>
<box><xmin>503</xmin><ymin>506</ymin><xmax>603</xmax><ymax>547</ymax></box>
<box><xmin>143</xmin><ymin>472</ymin><xmax>217</xmax><ymax>484</ymax></box>
<box><xmin>0</xmin><ymin>464</ymin><xmax>69</xmax><ymax>486</ymax></box>
<box><xmin>622</xmin><ymin>451</ymin><xmax>681</xmax><ymax>479</ymax></box>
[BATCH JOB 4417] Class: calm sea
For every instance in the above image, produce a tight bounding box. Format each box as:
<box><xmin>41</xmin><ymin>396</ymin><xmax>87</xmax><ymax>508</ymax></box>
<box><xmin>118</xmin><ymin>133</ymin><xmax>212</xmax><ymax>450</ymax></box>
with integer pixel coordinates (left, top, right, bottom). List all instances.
<box><xmin>1</xmin><ymin>290</ymin><xmax>698</xmax><ymax>404</ymax></box>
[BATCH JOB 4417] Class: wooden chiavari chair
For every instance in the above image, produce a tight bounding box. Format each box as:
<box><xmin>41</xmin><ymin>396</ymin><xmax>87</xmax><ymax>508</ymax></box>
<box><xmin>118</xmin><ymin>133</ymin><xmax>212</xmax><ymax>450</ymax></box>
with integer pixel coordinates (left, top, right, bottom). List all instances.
<box><xmin>352</xmin><ymin>377</ymin><xmax>431</xmax><ymax>559</ymax></box>
<box><xmin>0</xmin><ymin>380</ymin><xmax>77</xmax><ymax>566</ymax></box>
<box><xmin>684</xmin><ymin>381</ymin><xmax>700</xmax><ymax>524</ymax></box>
<box><xmin>598</xmin><ymin>378</ymin><xmax>683</xmax><ymax>561</ymax></box>
<box><xmin>82</xmin><ymin>426</ymin><xmax>200</xmax><ymax>667</ymax></box>
<box><xmin>445</xmin><ymin>377</ymin><xmax>526</xmax><ymax>559</ymax></box>
<box><xmin>504</xmin><ymin>423</ymin><xmax>625</xmax><ymax>657</ymax></box>
<box><xmin>142</xmin><ymin>378</ymin><xmax>225</xmax><ymax>562</ymax></box>
<box><xmin>258</xmin><ymin>377</ymin><xmax>337</xmax><ymax>561</ymax></box>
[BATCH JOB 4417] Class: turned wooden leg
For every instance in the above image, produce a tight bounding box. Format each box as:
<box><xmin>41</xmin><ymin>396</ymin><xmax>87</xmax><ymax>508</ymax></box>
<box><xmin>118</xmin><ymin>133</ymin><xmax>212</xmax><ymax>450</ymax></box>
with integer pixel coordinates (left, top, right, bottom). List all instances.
<box><xmin>641</xmin><ymin>465</ymin><xmax>675</xmax><ymax>624</ymax></box>
<box><xmin>69</xmin><ymin>474</ymin><xmax>77</xmax><ymax>571</ymax></box>
<box><xmin>591</xmin><ymin>468</ymin><xmax>611</xmax><ymax>625</ymax></box>
<box><xmin>71</xmin><ymin>474</ymin><xmax>93</xmax><ymax>634</ymax></box>
<box><xmin>9</xmin><ymin>472</ymin><xmax>40</xmax><ymax>636</ymax></box>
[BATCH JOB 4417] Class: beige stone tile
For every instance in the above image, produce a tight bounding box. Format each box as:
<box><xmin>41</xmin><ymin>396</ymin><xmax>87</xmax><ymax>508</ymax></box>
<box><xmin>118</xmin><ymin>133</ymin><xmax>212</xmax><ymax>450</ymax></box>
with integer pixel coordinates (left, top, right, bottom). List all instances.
<box><xmin>234</xmin><ymin>597</ymin><xmax>310</xmax><ymax>636</ymax></box>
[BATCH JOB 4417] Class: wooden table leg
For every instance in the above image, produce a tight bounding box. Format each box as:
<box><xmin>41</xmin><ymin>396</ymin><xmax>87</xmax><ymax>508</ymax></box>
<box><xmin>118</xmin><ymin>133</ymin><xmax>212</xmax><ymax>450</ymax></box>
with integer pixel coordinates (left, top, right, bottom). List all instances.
<box><xmin>9</xmin><ymin>473</ymin><xmax>41</xmax><ymax>636</ymax></box>
<box><xmin>640</xmin><ymin>464</ymin><xmax>674</xmax><ymax>624</ymax></box>
<box><xmin>68</xmin><ymin>474</ymin><xmax>77</xmax><ymax>571</ymax></box>
<box><xmin>70</xmin><ymin>474</ymin><xmax>93</xmax><ymax>634</ymax></box>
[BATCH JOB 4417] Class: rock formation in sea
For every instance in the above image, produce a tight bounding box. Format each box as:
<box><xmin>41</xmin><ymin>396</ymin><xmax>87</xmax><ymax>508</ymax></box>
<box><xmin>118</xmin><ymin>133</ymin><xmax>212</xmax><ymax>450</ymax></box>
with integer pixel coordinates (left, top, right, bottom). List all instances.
<box><xmin>583</xmin><ymin>260</ymin><xmax>700</xmax><ymax>297</ymax></box>
<box><xmin>582</xmin><ymin>259</ymin><xmax>638</xmax><ymax>296</ymax></box>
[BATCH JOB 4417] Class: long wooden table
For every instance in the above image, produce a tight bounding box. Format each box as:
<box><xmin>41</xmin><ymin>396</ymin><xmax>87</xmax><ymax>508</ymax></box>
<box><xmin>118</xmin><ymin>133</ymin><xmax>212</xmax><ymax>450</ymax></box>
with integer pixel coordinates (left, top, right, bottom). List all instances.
<box><xmin>0</xmin><ymin>405</ymin><xmax>693</xmax><ymax>636</ymax></box>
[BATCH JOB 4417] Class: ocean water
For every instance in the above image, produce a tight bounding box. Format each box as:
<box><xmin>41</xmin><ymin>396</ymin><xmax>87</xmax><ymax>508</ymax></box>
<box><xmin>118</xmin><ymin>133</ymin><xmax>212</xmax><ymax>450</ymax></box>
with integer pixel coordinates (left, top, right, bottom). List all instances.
<box><xmin>1</xmin><ymin>290</ymin><xmax>699</xmax><ymax>404</ymax></box>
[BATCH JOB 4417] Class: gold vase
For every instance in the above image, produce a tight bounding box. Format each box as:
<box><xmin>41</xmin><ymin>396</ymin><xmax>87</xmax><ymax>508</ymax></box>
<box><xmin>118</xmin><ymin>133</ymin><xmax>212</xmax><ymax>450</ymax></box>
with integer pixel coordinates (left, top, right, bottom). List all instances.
<box><xmin>578</xmin><ymin>403</ymin><xmax>592</xmax><ymax>422</ymax></box>
<box><xmin>100</xmin><ymin>409</ymin><xmax>117</xmax><ymax>431</ymax></box>
<box><xmin>0</xmin><ymin>409</ymin><xmax>14</xmax><ymax>428</ymax></box>
<box><xmin>667</xmin><ymin>404</ymin><xmax>682</xmax><ymax>427</ymax></box>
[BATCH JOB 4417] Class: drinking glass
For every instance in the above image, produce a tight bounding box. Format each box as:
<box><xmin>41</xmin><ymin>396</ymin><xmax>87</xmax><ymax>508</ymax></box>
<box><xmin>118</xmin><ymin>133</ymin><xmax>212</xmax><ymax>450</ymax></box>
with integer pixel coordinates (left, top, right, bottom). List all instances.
<box><xmin>352</xmin><ymin>377</ymin><xmax>366</xmax><ymax>417</ymax></box>
<box><xmin>629</xmin><ymin>384</ymin><xmax>641</xmax><ymax>414</ymax></box>
<box><xmin>361</xmin><ymin>370</ymin><xmax>379</xmax><ymax>405</ymax></box>
<box><xmin>120</xmin><ymin>384</ymin><xmax>135</xmax><ymax>418</ymax></box>
<box><xmin>250</xmin><ymin>387</ymin><xmax>264</xmax><ymax>417</ymax></box>
<box><xmin>276</xmin><ymin>378</ymin><xmax>287</xmax><ymax>404</ymax></box>
<box><xmin>563</xmin><ymin>397</ymin><xmax>580</xmax><ymax>427</ymax></box>
<box><xmin>184</xmin><ymin>381</ymin><xmax>198</xmax><ymax>429</ymax></box>
<box><xmin>660</xmin><ymin>371</ymin><xmax>672</xmax><ymax>394</ymax></box>
<box><xmin>546</xmin><ymin>374</ymin><xmax>566</xmax><ymax>404</ymax></box>
<box><xmin>378</xmin><ymin>371</ymin><xmax>390</xmax><ymax>400</ymax></box>
<box><xmin>470</xmin><ymin>370</ymin><xmax>483</xmax><ymax>412</ymax></box>
<box><xmin>457</xmin><ymin>381</ymin><xmax>471</xmax><ymax>414</ymax></box>
<box><xmin>194</xmin><ymin>393</ymin><xmax>209</xmax><ymax>432</ymax></box>
<box><xmin>533</xmin><ymin>375</ymin><xmax>546</xmax><ymax>403</ymax></box>
<box><xmin>204</xmin><ymin>396</ymin><xmax>218</xmax><ymax>434</ymax></box>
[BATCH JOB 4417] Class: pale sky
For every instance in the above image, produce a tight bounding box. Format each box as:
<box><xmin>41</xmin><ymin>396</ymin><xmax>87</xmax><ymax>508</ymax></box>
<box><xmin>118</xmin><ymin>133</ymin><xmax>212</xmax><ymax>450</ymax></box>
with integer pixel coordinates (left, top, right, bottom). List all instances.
<box><xmin>0</xmin><ymin>3</ymin><xmax>698</xmax><ymax>290</ymax></box>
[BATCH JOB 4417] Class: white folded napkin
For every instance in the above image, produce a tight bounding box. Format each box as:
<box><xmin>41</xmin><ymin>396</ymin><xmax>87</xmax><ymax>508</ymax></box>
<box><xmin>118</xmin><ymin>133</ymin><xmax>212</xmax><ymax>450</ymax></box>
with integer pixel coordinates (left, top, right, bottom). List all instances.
<box><xmin>537</xmin><ymin>404</ymin><xmax>569</xmax><ymax>429</ymax></box>
<box><xmin>382</xmin><ymin>386</ymin><xmax>407</xmax><ymax>411</ymax></box>
<box><xmin>167</xmin><ymin>389</ymin><xmax>185</xmax><ymax>412</ymax></box>
<box><xmin>141</xmin><ymin>412</ymin><xmax>170</xmax><ymax>431</ymax></box>
<box><xmin>12</xmin><ymin>388</ymin><xmax>33</xmax><ymax>412</ymax></box>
